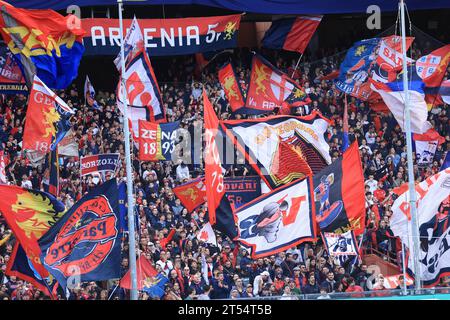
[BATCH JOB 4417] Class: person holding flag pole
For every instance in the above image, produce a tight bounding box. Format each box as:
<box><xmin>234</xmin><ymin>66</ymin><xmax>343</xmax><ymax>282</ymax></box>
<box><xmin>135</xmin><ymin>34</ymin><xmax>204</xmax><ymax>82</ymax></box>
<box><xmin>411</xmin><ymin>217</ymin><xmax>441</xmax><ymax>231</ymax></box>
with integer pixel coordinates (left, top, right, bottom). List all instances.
<box><xmin>117</xmin><ymin>0</ymin><xmax>138</xmax><ymax>300</ymax></box>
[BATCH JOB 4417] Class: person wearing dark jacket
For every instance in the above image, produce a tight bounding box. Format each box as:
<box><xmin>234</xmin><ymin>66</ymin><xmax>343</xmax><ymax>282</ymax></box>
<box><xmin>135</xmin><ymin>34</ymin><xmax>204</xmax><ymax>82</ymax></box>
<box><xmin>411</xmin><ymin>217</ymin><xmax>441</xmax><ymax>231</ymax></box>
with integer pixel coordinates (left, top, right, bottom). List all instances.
<box><xmin>303</xmin><ymin>274</ymin><xmax>320</xmax><ymax>294</ymax></box>
<box><xmin>211</xmin><ymin>272</ymin><xmax>231</xmax><ymax>299</ymax></box>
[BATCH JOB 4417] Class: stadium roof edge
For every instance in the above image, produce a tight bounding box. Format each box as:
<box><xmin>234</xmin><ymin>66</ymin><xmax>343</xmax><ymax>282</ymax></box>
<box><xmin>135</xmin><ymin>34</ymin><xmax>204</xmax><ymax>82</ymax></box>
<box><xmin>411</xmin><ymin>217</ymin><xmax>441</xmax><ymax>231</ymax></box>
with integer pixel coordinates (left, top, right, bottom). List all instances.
<box><xmin>6</xmin><ymin>0</ymin><xmax>450</xmax><ymax>14</ymax></box>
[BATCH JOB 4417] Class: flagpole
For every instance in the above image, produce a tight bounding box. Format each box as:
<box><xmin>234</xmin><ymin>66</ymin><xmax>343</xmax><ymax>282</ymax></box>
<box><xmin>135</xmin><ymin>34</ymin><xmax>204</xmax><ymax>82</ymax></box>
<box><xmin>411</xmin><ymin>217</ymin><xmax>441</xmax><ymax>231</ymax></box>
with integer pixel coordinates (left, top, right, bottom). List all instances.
<box><xmin>401</xmin><ymin>243</ymin><xmax>408</xmax><ymax>295</ymax></box>
<box><xmin>117</xmin><ymin>0</ymin><xmax>138</xmax><ymax>300</ymax></box>
<box><xmin>291</xmin><ymin>53</ymin><xmax>303</xmax><ymax>78</ymax></box>
<box><xmin>399</xmin><ymin>0</ymin><xmax>421</xmax><ymax>292</ymax></box>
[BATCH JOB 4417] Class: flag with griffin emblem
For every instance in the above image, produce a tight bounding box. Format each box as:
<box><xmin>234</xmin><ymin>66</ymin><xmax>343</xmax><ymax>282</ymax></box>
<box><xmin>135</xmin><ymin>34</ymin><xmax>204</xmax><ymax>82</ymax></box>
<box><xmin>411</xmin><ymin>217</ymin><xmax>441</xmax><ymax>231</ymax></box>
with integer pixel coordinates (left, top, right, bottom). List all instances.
<box><xmin>221</xmin><ymin>111</ymin><xmax>331</xmax><ymax>190</ymax></box>
<box><xmin>0</xmin><ymin>185</ymin><xmax>66</xmax><ymax>280</ymax></box>
<box><xmin>173</xmin><ymin>177</ymin><xmax>207</xmax><ymax>212</ymax></box>
<box><xmin>244</xmin><ymin>54</ymin><xmax>309</xmax><ymax>115</ymax></box>
<box><xmin>218</xmin><ymin>62</ymin><xmax>245</xmax><ymax>113</ymax></box>
<box><xmin>22</xmin><ymin>75</ymin><xmax>74</xmax><ymax>154</ymax></box>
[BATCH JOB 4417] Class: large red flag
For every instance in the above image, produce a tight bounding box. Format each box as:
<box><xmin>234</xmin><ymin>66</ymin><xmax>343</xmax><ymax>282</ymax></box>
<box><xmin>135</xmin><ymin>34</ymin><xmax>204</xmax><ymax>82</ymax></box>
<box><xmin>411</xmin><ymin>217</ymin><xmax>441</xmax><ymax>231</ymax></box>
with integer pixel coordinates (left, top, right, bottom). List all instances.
<box><xmin>120</xmin><ymin>255</ymin><xmax>158</xmax><ymax>290</ymax></box>
<box><xmin>203</xmin><ymin>90</ymin><xmax>225</xmax><ymax>225</ymax></box>
<box><xmin>218</xmin><ymin>62</ymin><xmax>245</xmax><ymax>113</ymax></box>
<box><xmin>22</xmin><ymin>76</ymin><xmax>74</xmax><ymax>154</ymax></box>
<box><xmin>0</xmin><ymin>186</ymin><xmax>66</xmax><ymax>278</ymax></box>
<box><xmin>173</xmin><ymin>177</ymin><xmax>207</xmax><ymax>212</ymax></box>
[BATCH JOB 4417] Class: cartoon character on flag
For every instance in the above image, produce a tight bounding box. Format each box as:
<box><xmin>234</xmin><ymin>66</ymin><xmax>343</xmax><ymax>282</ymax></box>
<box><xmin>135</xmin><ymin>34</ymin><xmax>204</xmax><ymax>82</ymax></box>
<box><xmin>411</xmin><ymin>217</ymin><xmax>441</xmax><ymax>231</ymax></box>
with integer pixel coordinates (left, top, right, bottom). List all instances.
<box><xmin>314</xmin><ymin>173</ymin><xmax>343</xmax><ymax>229</ymax></box>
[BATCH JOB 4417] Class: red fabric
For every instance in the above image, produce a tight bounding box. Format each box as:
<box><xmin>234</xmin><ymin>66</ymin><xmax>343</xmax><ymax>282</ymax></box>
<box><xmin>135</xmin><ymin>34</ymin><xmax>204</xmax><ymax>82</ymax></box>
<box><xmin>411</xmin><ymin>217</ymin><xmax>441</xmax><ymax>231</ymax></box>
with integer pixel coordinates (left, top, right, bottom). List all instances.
<box><xmin>120</xmin><ymin>255</ymin><xmax>157</xmax><ymax>290</ymax></box>
<box><xmin>283</xmin><ymin>16</ymin><xmax>322</xmax><ymax>54</ymax></box>
<box><xmin>341</xmin><ymin>142</ymin><xmax>366</xmax><ymax>235</ymax></box>
<box><xmin>160</xmin><ymin>229</ymin><xmax>176</xmax><ymax>250</ymax></box>
<box><xmin>204</xmin><ymin>90</ymin><xmax>225</xmax><ymax>225</ymax></box>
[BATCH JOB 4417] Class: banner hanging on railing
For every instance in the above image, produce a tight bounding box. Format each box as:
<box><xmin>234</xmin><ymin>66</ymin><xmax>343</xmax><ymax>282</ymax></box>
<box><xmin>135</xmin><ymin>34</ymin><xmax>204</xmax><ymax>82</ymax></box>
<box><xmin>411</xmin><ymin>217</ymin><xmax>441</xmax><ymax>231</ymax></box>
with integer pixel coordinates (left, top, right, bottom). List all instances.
<box><xmin>81</xmin><ymin>14</ymin><xmax>241</xmax><ymax>56</ymax></box>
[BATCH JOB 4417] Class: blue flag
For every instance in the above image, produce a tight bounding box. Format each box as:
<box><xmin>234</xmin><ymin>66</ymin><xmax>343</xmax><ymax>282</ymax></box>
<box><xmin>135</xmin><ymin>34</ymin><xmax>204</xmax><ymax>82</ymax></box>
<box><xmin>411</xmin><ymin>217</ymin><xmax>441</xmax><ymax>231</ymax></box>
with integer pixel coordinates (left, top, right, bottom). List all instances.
<box><xmin>0</xmin><ymin>1</ymin><xmax>85</xmax><ymax>89</ymax></box>
<box><xmin>335</xmin><ymin>38</ymin><xmax>379</xmax><ymax>95</ymax></box>
<box><xmin>38</xmin><ymin>178</ymin><xmax>121</xmax><ymax>291</ymax></box>
<box><xmin>6</xmin><ymin>243</ymin><xmax>59</xmax><ymax>298</ymax></box>
<box><xmin>143</xmin><ymin>273</ymin><xmax>169</xmax><ymax>298</ymax></box>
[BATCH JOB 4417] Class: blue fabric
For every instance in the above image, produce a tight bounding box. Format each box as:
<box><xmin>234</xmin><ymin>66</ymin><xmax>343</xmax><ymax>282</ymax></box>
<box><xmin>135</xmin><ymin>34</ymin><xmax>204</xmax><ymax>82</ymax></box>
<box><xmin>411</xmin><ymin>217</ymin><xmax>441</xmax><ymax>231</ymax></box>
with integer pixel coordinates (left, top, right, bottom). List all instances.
<box><xmin>335</xmin><ymin>38</ymin><xmax>380</xmax><ymax>94</ymax></box>
<box><xmin>8</xmin><ymin>0</ymin><xmax>449</xmax><ymax>13</ymax></box>
<box><xmin>262</xmin><ymin>18</ymin><xmax>295</xmax><ymax>50</ymax></box>
<box><xmin>39</xmin><ymin>178</ymin><xmax>121</xmax><ymax>291</ymax></box>
<box><xmin>441</xmin><ymin>152</ymin><xmax>450</xmax><ymax>171</ymax></box>
<box><xmin>143</xmin><ymin>273</ymin><xmax>168</xmax><ymax>298</ymax></box>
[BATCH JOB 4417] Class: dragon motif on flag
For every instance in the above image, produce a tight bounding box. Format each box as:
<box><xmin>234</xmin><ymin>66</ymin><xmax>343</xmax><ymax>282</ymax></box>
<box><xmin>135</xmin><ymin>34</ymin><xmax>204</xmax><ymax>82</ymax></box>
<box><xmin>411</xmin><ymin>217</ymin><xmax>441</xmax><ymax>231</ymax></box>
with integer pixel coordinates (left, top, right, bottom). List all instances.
<box><xmin>255</xmin><ymin>63</ymin><xmax>269</xmax><ymax>96</ymax></box>
<box><xmin>12</xmin><ymin>191</ymin><xmax>62</xmax><ymax>240</ymax></box>
<box><xmin>224</xmin><ymin>75</ymin><xmax>239</xmax><ymax>100</ymax></box>
<box><xmin>224</xmin><ymin>21</ymin><xmax>237</xmax><ymax>40</ymax></box>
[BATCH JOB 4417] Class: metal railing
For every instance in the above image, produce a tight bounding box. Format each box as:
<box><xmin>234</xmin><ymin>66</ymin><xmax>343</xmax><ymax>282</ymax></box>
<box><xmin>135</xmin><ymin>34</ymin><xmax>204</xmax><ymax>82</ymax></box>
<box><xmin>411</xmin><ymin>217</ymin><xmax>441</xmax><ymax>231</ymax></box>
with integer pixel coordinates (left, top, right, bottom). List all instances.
<box><xmin>223</xmin><ymin>287</ymin><xmax>450</xmax><ymax>300</ymax></box>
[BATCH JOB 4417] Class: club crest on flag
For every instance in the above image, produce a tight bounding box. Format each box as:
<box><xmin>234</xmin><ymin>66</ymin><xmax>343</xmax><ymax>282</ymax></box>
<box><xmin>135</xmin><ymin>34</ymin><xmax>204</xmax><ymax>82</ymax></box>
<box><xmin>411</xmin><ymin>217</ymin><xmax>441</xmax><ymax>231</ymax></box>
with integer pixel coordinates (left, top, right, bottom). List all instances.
<box><xmin>416</xmin><ymin>54</ymin><xmax>441</xmax><ymax>79</ymax></box>
<box><xmin>42</xmin><ymin>195</ymin><xmax>118</xmax><ymax>276</ymax></box>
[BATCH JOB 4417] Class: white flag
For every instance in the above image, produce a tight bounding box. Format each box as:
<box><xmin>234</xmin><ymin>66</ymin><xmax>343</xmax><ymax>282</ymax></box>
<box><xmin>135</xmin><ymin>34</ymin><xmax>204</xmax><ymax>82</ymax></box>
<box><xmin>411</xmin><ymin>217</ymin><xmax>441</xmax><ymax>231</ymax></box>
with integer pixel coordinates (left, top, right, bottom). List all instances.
<box><xmin>114</xmin><ymin>16</ymin><xmax>144</xmax><ymax>70</ymax></box>
<box><xmin>197</xmin><ymin>222</ymin><xmax>217</xmax><ymax>246</ymax></box>
<box><xmin>390</xmin><ymin>168</ymin><xmax>450</xmax><ymax>286</ymax></box>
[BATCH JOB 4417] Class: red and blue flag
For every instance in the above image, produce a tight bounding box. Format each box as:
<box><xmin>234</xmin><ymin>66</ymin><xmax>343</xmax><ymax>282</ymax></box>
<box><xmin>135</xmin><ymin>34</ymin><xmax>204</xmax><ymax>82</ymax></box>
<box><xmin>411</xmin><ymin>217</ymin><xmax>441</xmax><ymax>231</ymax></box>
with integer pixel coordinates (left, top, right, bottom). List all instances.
<box><xmin>0</xmin><ymin>0</ymin><xmax>85</xmax><ymax>89</ymax></box>
<box><xmin>39</xmin><ymin>178</ymin><xmax>121</xmax><ymax>292</ymax></box>
<box><xmin>262</xmin><ymin>16</ymin><xmax>322</xmax><ymax>54</ymax></box>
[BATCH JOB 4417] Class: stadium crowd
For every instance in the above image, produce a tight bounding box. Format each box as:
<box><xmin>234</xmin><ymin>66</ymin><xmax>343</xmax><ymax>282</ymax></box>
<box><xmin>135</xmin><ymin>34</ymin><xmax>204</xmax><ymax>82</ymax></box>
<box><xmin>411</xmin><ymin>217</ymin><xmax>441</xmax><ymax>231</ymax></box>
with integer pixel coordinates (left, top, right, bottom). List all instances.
<box><xmin>0</xmin><ymin>41</ymin><xmax>449</xmax><ymax>300</ymax></box>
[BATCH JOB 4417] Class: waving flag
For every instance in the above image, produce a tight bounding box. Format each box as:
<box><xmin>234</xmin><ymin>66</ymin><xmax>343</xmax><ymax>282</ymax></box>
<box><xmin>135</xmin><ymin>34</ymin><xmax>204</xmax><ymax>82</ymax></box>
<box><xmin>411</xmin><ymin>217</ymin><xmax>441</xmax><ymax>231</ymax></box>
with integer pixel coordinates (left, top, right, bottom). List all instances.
<box><xmin>173</xmin><ymin>177</ymin><xmax>206</xmax><ymax>212</ymax></box>
<box><xmin>337</xmin><ymin>35</ymin><xmax>413</xmax><ymax>101</ymax></box>
<box><xmin>6</xmin><ymin>243</ymin><xmax>58</xmax><ymax>298</ymax></box>
<box><xmin>57</xmin><ymin>129</ymin><xmax>78</xmax><ymax>158</ymax></box>
<box><xmin>390</xmin><ymin>168</ymin><xmax>450</xmax><ymax>287</ymax></box>
<box><xmin>335</xmin><ymin>38</ymin><xmax>380</xmax><ymax>98</ymax></box>
<box><xmin>80</xmin><ymin>153</ymin><xmax>120</xmax><ymax>176</ymax></box>
<box><xmin>371</xmin><ymin>64</ymin><xmax>432</xmax><ymax>134</ymax></box>
<box><xmin>312</xmin><ymin>142</ymin><xmax>366</xmax><ymax>235</ymax></box>
<box><xmin>0</xmin><ymin>0</ymin><xmax>84</xmax><ymax>89</ymax></box>
<box><xmin>416</xmin><ymin>44</ymin><xmax>450</xmax><ymax>88</ymax></box>
<box><xmin>440</xmin><ymin>79</ymin><xmax>450</xmax><ymax>104</ymax></box>
<box><xmin>441</xmin><ymin>152</ymin><xmax>450</xmax><ymax>171</ymax></box>
<box><xmin>234</xmin><ymin>177</ymin><xmax>316</xmax><ymax>258</ymax></box>
<box><xmin>0</xmin><ymin>41</ymin><xmax>27</xmax><ymax>94</ymax></box>
<box><xmin>84</xmin><ymin>75</ymin><xmax>99</xmax><ymax>110</ymax></box>
<box><xmin>197</xmin><ymin>222</ymin><xmax>217</xmax><ymax>246</ymax></box>
<box><xmin>221</xmin><ymin>111</ymin><xmax>331</xmax><ymax>190</ymax></box>
<box><xmin>218</xmin><ymin>62</ymin><xmax>245</xmax><ymax>113</ymax></box>
<box><xmin>117</xmin><ymin>46</ymin><xmax>166</xmax><ymax>130</ymax></box>
<box><xmin>113</xmin><ymin>16</ymin><xmax>143</xmax><ymax>70</ymax></box>
<box><xmin>413</xmin><ymin>128</ymin><xmax>445</xmax><ymax>166</ymax></box>
<box><xmin>244</xmin><ymin>54</ymin><xmax>308</xmax><ymax>115</ymax></box>
<box><xmin>204</xmin><ymin>90</ymin><xmax>225</xmax><ymax>225</ymax></box>
<box><xmin>322</xmin><ymin>230</ymin><xmax>358</xmax><ymax>266</ymax></box>
<box><xmin>120</xmin><ymin>255</ymin><xmax>168</xmax><ymax>298</ymax></box>
<box><xmin>39</xmin><ymin>178</ymin><xmax>121</xmax><ymax>291</ymax></box>
<box><xmin>23</xmin><ymin>76</ymin><xmax>74</xmax><ymax>154</ymax></box>
<box><xmin>43</xmin><ymin>148</ymin><xmax>59</xmax><ymax>197</ymax></box>
<box><xmin>0</xmin><ymin>186</ymin><xmax>65</xmax><ymax>280</ymax></box>
<box><xmin>262</xmin><ymin>15</ymin><xmax>322</xmax><ymax>54</ymax></box>
<box><xmin>137</xmin><ymin>120</ymin><xmax>180</xmax><ymax>161</ymax></box>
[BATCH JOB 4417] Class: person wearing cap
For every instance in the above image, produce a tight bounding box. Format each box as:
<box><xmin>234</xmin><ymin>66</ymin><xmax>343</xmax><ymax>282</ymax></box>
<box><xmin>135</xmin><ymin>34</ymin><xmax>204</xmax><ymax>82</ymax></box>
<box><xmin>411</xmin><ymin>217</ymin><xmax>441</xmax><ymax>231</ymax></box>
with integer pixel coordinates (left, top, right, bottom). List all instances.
<box><xmin>252</xmin><ymin>270</ymin><xmax>272</xmax><ymax>297</ymax></box>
